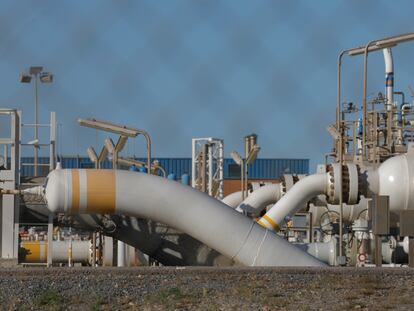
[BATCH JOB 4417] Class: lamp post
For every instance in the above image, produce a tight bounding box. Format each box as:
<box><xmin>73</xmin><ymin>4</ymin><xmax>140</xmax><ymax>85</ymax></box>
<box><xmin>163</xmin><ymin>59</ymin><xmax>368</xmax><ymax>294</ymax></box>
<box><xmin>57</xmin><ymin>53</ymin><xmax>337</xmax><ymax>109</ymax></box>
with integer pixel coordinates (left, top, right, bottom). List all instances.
<box><xmin>19</xmin><ymin>66</ymin><xmax>53</xmax><ymax>176</ymax></box>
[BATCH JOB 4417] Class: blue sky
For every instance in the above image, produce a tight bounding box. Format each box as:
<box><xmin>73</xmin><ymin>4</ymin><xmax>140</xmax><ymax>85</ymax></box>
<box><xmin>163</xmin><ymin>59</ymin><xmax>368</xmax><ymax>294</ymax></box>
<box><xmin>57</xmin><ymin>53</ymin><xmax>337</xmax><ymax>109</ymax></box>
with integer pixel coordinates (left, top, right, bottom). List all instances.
<box><xmin>0</xmin><ymin>1</ymin><xmax>413</xmax><ymax>171</ymax></box>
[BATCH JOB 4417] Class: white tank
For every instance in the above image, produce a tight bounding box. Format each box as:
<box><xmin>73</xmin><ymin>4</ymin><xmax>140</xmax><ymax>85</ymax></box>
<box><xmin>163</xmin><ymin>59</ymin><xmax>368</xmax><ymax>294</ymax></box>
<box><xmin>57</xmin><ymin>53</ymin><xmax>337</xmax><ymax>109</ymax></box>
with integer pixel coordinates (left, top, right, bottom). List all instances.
<box><xmin>377</xmin><ymin>154</ymin><xmax>414</xmax><ymax>211</ymax></box>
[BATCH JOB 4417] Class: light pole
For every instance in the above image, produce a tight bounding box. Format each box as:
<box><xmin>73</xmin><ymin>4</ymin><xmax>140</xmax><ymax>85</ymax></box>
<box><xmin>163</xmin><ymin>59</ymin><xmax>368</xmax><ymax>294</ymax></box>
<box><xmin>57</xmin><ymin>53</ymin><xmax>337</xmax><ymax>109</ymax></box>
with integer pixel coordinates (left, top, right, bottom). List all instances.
<box><xmin>19</xmin><ymin>66</ymin><xmax>53</xmax><ymax>176</ymax></box>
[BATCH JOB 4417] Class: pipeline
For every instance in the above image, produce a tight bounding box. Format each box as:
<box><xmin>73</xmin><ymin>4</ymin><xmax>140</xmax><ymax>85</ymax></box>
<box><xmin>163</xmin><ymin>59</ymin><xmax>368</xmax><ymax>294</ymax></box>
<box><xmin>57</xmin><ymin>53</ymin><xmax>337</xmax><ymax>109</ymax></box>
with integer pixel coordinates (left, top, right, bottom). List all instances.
<box><xmin>221</xmin><ymin>191</ymin><xmax>243</xmax><ymax>208</ymax></box>
<box><xmin>258</xmin><ymin>153</ymin><xmax>414</xmax><ymax>233</ymax></box>
<box><xmin>42</xmin><ymin>169</ymin><xmax>325</xmax><ymax>267</ymax></box>
<box><xmin>20</xmin><ymin>240</ymin><xmax>90</xmax><ymax>264</ymax></box>
<box><xmin>236</xmin><ymin>184</ymin><xmax>282</xmax><ymax>216</ymax></box>
<box><xmin>383</xmin><ymin>48</ymin><xmax>394</xmax><ymax>111</ymax></box>
<box><xmin>257</xmin><ymin>173</ymin><xmax>329</xmax><ymax>231</ymax></box>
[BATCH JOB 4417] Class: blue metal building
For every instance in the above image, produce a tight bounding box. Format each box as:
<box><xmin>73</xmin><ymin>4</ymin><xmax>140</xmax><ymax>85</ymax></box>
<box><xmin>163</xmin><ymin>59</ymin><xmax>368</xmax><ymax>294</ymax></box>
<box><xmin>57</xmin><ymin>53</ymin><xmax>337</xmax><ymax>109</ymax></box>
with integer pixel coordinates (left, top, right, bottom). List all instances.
<box><xmin>19</xmin><ymin>157</ymin><xmax>309</xmax><ymax>179</ymax></box>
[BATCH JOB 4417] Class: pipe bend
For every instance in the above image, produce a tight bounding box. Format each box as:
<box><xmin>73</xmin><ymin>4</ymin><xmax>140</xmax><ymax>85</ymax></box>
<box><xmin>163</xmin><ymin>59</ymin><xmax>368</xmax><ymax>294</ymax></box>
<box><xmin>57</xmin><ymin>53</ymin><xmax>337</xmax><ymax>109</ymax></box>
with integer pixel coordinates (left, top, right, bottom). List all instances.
<box><xmin>222</xmin><ymin>191</ymin><xmax>243</xmax><ymax>208</ymax></box>
<box><xmin>45</xmin><ymin>169</ymin><xmax>325</xmax><ymax>267</ymax></box>
<box><xmin>258</xmin><ymin>173</ymin><xmax>329</xmax><ymax>231</ymax></box>
<box><xmin>236</xmin><ymin>184</ymin><xmax>281</xmax><ymax>216</ymax></box>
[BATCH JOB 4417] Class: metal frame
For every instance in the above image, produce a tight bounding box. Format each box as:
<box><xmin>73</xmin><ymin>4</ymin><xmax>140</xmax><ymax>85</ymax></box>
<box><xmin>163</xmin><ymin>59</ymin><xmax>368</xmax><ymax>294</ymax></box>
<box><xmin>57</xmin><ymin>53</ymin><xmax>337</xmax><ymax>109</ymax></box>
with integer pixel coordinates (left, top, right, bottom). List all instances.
<box><xmin>192</xmin><ymin>138</ymin><xmax>224</xmax><ymax>199</ymax></box>
<box><xmin>0</xmin><ymin>109</ymin><xmax>20</xmax><ymax>260</ymax></box>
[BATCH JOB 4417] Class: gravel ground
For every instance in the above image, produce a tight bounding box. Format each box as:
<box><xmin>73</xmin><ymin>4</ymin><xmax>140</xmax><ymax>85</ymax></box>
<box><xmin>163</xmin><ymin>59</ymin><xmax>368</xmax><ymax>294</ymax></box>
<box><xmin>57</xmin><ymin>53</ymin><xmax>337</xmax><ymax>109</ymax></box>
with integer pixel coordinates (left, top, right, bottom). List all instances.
<box><xmin>0</xmin><ymin>267</ymin><xmax>413</xmax><ymax>310</ymax></box>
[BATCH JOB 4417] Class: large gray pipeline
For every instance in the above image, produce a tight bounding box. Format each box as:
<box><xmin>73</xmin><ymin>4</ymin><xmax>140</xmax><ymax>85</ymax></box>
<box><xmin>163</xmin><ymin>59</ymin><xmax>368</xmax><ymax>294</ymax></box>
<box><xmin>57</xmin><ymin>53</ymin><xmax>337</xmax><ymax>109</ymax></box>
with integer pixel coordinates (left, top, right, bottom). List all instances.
<box><xmin>43</xmin><ymin>169</ymin><xmax>324</xmax><ymax>267</ymax></box>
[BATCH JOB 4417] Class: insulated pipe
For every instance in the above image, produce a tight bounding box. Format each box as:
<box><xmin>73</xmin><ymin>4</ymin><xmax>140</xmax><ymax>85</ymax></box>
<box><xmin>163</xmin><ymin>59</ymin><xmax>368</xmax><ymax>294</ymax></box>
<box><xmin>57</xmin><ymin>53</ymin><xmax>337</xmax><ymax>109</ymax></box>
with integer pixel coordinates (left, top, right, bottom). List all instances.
<box><xmin>236</xmin><ymin>184</ymin><xmax>282</xmax><ymax>216</ymax></box>
<box><xmin>44</xmin><ymin>169</ymin><xmax>325</xmax><ymax>266</ymax></box>
<box><xmin>383</xmin><ymin>48</ymin><xmax>394</xmax><ymax>111</ymax></box>
<box><xmin>257</xmin><ymin>173</ymin><xmax>329</xmax><ymax>231</ymax></box>
<box><xmin>20</xmin><ymin>240</ymin><xmax>90</xmax><ymax>264</ymax></box>
<box><xmin>222</xmin><ymin>191</ymin><xmax>243</xmax><ymax>208</ymax></box>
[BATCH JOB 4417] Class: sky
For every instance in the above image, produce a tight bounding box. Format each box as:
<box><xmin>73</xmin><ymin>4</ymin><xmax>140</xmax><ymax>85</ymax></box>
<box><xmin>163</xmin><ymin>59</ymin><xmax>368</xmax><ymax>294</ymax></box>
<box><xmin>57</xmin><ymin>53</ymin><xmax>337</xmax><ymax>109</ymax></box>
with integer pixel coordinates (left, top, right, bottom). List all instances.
<box><xmin>0</xmin><ymin>0</ymin><xmax>413</xmax><ymax>172</ymax></box>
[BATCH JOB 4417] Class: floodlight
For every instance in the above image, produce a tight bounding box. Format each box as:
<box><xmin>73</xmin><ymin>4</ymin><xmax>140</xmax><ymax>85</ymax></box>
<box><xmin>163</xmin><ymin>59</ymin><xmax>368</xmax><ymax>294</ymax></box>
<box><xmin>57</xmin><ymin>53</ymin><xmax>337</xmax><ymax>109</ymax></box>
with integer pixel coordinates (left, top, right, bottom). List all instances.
<box><xmin>230</xmin><ymin>151</ymin><xmax>243</xmax><ymax>166</ymax></box>
<box><xmin>114</xmin><ymin>136</ymin><xmax>128</xmax><ymax>152</ymax></box>
<box><xmin>19</xmin><ymin>74</ymin><xmax>32</xmax><ymax>83</ymax></box>
<box><xmin>104</xmin><ymin>138</ymin><xmax>115</xmax><ymax>154</ymax></box>
<box><xmin>39</xmin><ymin>72</ymin><xmax>53</xmax><ymax>83</ymax></box>
<box><xmin>246</xmin><ymin>145</ymin><xmax>260</xmax><ymax>165</ymax></box>
<box><xmin>87</xmin><ymin>147</ymin><xmax>98</xmax><ymax>163</ymax></box>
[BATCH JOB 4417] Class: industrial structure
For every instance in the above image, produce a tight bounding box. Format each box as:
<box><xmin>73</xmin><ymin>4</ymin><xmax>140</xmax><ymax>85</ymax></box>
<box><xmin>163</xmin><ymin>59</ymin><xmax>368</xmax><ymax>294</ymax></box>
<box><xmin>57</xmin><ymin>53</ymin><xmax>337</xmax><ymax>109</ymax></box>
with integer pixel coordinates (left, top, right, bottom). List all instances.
<box><xmin>2</xmin><ymin>32</ymin><xmax>414</xmax><ymax>267</ymax></box>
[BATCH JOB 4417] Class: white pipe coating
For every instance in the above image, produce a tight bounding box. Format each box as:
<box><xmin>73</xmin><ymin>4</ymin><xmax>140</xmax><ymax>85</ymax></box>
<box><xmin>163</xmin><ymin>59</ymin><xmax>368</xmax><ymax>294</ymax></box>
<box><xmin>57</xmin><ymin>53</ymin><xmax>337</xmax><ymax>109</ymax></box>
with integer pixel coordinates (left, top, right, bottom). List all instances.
<box><xmin>383</xmin><ymin>48</ymin><xmax>394</xmax><ymax>110</ymax></box>
<box><xmin>20</xmin><ymin>240</ymin><xmax>90</xmax><ymax>264</ymax></box>
<box><xmin>258</xmin><ymin>173</ymin><xmax>329</xmax><ymax>231</ymax></box>
<box><xmin>221</xmin><ymin>191</ymin><xmax>243</xmax><ymax>208</ymax></box>
<box><xmin>44</xmin><ymin>169</ymin><xmax>325</xmax><ymax>266</ymax></box>
<box><xmin>117</xmin><ymin>240</ymin><xmax>126</xmax><ymax>267</ymax></box>
<box><xmin>236</xmin><ymin>184</ymin><xmax>282</xmax><ymax>216</ymax></box>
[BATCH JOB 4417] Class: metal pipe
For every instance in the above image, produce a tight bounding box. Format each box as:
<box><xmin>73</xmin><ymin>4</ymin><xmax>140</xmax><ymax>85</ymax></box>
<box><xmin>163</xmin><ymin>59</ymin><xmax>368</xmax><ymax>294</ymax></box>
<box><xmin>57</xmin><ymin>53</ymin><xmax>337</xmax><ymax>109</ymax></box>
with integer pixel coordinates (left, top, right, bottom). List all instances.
<box><xmin>138</xmin><ymin>130</ymin><xmax>151</xmax><ymax>176</ymax></box>
<box><xmin>383</xmin><ymin>48</ymin><xmax>394</xmax><ymax>111</ymax></box>
<box><xmin>241</xmin><ymin>159</ymin><xmax>245</xmax><ymax>200</ymax></box>
<box><xmin>236</xmin><ymin>184</ymin><xmax>282</xmax><ymax>216</ymax></box>
<box><xmin>257</xmin><ymin>173</ymin><xmax>329</xmax><ymax>231</ymax></box>
<box><xmin>34</xmin><ymin>74</ymin><xmax>38</xmax><ymax>177</ymax></box>
<box><xmin>362</xmin><ymin>40</ymin><xmax>378</xmax><ymax>157</ymax></box>
<box><xmin>20</xmin><ymin>240</ymin><xmax>91</xmax><ymax>264</ymax></box>
<box><xmin>44</xmin><ymin>169</ymin><xmax>325</xmax><ymax>266</ymax></box>
<box><xmin>222</xmin><ymin>191</ymin><xmax>244</xmax><ymax>208</ymax></box>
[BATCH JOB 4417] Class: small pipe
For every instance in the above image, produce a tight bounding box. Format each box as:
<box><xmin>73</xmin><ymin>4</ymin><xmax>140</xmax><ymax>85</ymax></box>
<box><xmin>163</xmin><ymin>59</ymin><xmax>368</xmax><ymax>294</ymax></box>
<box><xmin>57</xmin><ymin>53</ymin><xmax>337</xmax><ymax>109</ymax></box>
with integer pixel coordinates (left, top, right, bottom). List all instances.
<box><xmin>222</xmin><ymin>191</ymin><xmax>244</xmax><ymax>208</ymax></box>
<box><xmin>383</xmin><ymin>48</ymin><xmax>394</xmax><ymax>111</ymax></box>
<box><xmin>362</xmin><ymin>40</ymin><xmax>377</xmax><ymax>157</ymax></box>
<box><xmin>257</xmin><ymin>173</ymin><xmax>329</xmax><ymax>231</ymax></box>
<box><xmin>236</xmin><ymin>184</ymin><xmax>282</xmax><ymax>216</ymax></box>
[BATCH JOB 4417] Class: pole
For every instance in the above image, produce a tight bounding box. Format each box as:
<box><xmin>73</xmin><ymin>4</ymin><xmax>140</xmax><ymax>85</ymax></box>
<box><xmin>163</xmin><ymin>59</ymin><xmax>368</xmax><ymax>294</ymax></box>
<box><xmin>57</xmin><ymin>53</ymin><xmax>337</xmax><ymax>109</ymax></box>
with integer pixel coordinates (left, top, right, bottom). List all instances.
<box><xmin>362</xmin><ymin>40</ymin><xmax>377</xmax><ymax>158</ymax></box>
<box><xmin>34</xmin><ymin>74</ymin><xmax>39</xmax><ymax>176</ymax></box>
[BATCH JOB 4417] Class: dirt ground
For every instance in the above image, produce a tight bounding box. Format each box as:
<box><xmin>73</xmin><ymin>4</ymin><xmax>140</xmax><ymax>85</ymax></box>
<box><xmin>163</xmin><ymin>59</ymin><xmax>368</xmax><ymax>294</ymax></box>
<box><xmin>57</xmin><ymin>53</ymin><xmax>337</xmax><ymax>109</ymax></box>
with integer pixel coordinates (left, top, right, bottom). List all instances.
<box><xmin>0</xmin><ymin>267</ymin><xmax>413</xmax><ymax>310</ymax></box>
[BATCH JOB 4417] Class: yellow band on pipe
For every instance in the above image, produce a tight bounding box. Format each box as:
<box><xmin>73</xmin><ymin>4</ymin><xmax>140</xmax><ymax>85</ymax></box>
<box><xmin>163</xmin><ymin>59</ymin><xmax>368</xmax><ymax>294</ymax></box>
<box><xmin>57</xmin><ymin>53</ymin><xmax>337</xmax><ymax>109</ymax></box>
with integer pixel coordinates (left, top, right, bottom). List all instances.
<box><xmin>262</xmin><ymin>215</ymin><xmax>280</xmax><ymax>231</ymax></box>
<box><xmin>86</xmin><ymin>170</ymin><xmax>116</xmax><ymax>214</ymax></box>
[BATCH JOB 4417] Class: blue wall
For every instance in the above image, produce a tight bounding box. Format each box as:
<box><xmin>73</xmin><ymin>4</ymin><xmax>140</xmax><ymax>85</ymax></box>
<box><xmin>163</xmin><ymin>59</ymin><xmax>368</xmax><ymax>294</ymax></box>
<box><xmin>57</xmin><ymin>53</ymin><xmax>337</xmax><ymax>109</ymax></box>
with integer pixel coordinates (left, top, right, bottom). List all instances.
<box><xmin>19</xmin><ymin>156</ymin><xmax>309</xmax><ymax>179</ymax></box>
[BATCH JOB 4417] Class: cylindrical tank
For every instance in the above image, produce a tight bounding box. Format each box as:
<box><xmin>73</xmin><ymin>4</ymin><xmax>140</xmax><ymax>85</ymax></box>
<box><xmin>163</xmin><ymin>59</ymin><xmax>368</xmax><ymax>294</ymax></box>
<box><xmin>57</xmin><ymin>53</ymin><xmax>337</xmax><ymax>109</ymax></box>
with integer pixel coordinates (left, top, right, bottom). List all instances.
<box><xmin>167</xmin><ymin>173</ymin><xmax>176</xmax><ymax>181</ymax></box>
<box><xmin>139</xmin><ymin>166</ymin><xmax>147</xmax><ymax>173</ymax></box>
<box><xmin>181</xmin><ymin>174</ymin><xmax>190</xmax><ymax>186</ymax></box>
<box><xmin>20</xmin><ymin>240</ymin><xmax>91</xmax><ymax>264</ymax></box>
<box><xmin>376</xmin><ymin>154</ymin><xmax>414</xmax><ymax>211</ymax></box>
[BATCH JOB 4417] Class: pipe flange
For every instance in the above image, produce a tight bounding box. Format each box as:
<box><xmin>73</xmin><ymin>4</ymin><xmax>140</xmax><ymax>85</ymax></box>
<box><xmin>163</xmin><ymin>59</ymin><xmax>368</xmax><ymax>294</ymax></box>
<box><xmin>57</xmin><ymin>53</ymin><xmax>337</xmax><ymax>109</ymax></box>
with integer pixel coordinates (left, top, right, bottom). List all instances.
<box><xmin>327</xmin><ymin>163</ymin><xmax>360</xmax><ymax>205</ymax></box>
<box><xmin>327</xmin><ymin>164</ymin><xmax>339</xmax><ymax>204</ymax></box>
<box><xmin>347</xmin><ymin>163</ymin><xmax>360</xmax><ymax>205</ymax></box>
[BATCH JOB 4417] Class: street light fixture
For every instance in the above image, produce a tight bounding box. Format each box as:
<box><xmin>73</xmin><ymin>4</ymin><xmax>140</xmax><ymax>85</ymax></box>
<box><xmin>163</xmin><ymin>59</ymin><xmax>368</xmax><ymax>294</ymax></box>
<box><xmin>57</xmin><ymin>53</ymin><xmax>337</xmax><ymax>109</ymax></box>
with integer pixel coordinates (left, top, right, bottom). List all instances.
<box><xmin>19</xmin><ymin>66</ymin><xmax>54</xmax><ymax>176</ymax></box>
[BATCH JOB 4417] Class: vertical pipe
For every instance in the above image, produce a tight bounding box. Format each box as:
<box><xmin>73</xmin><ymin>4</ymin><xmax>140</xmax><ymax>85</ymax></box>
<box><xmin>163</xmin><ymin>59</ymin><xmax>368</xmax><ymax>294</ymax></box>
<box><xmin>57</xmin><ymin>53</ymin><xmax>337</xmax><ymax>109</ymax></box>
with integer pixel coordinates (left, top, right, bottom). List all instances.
<box><xmin>208</xmin><ymin>143</ymin><xmax>213</xmax><ymax>196</ymax></box>
<box><xmin>47</xmin><ymin>213</ymin><xmax>53</xmax><ymax>267</ymax></box>
<box><xmin>117</xmin><ymin>240</ymin><xmax>126</xmax><ymax>267</ymax></box>
<box><xmin>244</xmin><ymin>136</ymin><xmax>249</xmax><ymax>199</ymax></box>
<box><xmin>362</xmin><ymin>40</ymin><xmax>377</xmax><ymax>158</ymax></box>
<box><xmin>92</xmin><ymin>231</ymin><xmax>97</xmax><ymax>267</ymax></box>
<box><xmin>383</xmin><ymin>48</ymin><xmax>394</xmax><ymax>111</ymax></box>
<box><xmin>241</xmin><ymin>159</ymin><xmax>245</xmax><ymax>200</ymax></box>
<box><xmin>50</xmin><ymin>112</ymin><xmax>56</xmax><ymax>171</ymax></box>
<box><xmin>34</xmin><ymin>74</ymin><xmax>38</xmax><ymax>176</ymax></box>
<box><xmin>191</xmin><ymin>139</ymin><xmax>196</xmax><ymax>187</ymax></box>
